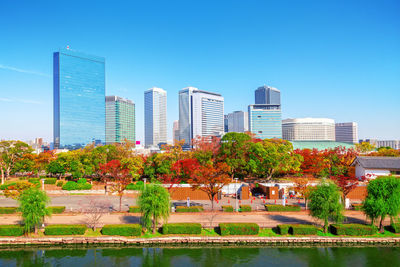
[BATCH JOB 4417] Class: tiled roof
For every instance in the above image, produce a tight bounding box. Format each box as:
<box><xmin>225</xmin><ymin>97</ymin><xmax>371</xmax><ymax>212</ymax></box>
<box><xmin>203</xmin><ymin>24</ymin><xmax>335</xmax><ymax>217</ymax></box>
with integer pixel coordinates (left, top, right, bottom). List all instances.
<box><xmin>353</xmin><ymin>156</ymin><xmax>400</xmax><ymax>170</ymax></box>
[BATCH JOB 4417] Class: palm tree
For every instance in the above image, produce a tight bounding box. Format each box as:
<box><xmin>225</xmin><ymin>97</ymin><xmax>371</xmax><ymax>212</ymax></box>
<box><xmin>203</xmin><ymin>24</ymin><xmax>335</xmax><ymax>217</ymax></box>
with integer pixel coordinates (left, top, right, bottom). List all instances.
<box><xmin>138</xmin><ymin>184</ymin><xmax>170</xmax><ymax>233</ymax></box>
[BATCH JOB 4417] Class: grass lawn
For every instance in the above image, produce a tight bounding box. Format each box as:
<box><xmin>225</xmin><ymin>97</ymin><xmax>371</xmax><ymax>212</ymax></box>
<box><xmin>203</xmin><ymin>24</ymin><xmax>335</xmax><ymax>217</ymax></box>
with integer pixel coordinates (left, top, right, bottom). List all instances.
<box><xmin>84</xmin><ymin>229</ymin><xmax>102</xmax><ymax>237</ymax></box>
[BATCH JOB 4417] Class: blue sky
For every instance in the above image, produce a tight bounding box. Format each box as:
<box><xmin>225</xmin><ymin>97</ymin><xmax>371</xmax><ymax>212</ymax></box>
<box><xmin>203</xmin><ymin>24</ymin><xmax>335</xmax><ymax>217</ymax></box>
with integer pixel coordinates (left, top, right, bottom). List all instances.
<box><xmin>0</xmin><ymin>0</ymin><xmax>399</xmax><ymax>142</ymax></box>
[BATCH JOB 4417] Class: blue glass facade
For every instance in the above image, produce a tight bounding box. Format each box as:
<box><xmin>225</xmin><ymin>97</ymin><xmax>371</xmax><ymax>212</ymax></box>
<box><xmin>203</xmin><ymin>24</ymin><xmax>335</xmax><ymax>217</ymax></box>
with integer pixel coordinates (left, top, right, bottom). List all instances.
<box><xmin>255</xmin><ymin>85</ymin><xmax>281</xmax><ymax>105</ymax></box>
<box><xmin>248</xmin><ymin>104</ymin><xmax>282</xmax><ymax>139</ymax></box>
<box><xmin>53</xmin><ymin>48</ymin><xmax>105</xmax><ymax>149</ymax></box>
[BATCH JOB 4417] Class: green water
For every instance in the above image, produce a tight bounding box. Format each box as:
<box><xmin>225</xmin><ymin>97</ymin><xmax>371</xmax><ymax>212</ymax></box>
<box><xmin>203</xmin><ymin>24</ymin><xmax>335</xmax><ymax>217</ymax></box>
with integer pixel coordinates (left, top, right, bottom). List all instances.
<box><xmin>0</xmin><ymin>246</ymin><xmax>399</xmax><ymax>267</ymax></box>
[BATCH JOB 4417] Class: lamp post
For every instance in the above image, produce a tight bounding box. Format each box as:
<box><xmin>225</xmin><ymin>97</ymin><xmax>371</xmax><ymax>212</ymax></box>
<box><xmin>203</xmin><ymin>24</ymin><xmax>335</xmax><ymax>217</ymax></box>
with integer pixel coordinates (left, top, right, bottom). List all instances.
<box><xmin>234</xmin><ymin>178</ymin><xmax>238</xmax><ymax>212</ymax></box>
<box><xmin>143</xmin><ymin>178</ymin><xmax>147</xmax><ymax>190</ymax></box>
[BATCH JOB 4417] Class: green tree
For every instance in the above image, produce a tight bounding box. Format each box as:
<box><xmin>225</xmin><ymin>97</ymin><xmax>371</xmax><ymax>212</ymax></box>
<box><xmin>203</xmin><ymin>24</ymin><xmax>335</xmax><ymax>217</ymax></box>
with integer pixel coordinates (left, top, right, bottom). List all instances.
<box><xmin>138</xmin><ymin>184</ymin><xmax>170</xmax><ymax>233</ymax></box>
<box><xmin>46</xmin><ymin>159</ymin><xmax>66</xmax><ymax>179</ymax></box>
<box><xmin>18</xmin><ymin>188</ymin><xmax>51</xmax><ymax>234</ymax></box>
<box><xmin>355</xmin><ymin>142</ymin><xmax>375</xmax><ymax>154</ymax></box>
<box><xmin>363</xmin><ymin>176</ymin><xmax>400</xmax><ymax>232</ymax></box>
<box><xmin>220</xmin><ymin>132</ymin><xmax>251</xmax><ymax>178</ymax></box>
<box><xmin>0</xmin><ymin>140</ymin><xmax>33</xmax><ymax>184</ymax></box>
<box><xmin>309</xmin><ymin>181</ymin><xmax>343</xmax><ymax>232</ymax></box>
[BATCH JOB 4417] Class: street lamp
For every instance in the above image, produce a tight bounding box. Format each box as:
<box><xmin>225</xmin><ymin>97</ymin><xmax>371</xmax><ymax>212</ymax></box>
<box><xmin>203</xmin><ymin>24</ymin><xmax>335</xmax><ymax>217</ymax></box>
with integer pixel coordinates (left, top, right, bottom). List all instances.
<box><xmin>143</xmin><ymin>178</ymin><xmax>147</xmax><ymax>190</ymax></box>
<box><xmin>234</xmin><ymin>178</ymin><xmax>239</xmax><ymax>212</ymax></box>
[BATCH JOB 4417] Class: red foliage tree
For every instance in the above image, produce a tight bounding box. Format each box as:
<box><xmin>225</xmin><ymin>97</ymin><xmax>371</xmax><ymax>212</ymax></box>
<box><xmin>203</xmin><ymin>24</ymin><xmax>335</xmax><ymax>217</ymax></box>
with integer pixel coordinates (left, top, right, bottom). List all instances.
<box><xmin>99</xmin><ymin>159</ymin><xmax>132</xmax><ymax>211</ymax></box>
<box><xmin>331</xmin><ymin>174</ymin><xmax>365</xmax><ymax>203</ymax></box>
<box><xmin>159</xmin><ymin>158</ymin><xmax>200</xmax><ymax>192</ymax></box>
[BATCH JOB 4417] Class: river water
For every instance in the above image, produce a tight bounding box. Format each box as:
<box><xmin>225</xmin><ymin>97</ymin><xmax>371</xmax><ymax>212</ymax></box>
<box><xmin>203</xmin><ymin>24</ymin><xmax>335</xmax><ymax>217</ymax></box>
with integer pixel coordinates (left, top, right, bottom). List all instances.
<box><xmin>0</xmin><ymin>246</ymin><xmax>399</xmax><ymax>266</ymax></box>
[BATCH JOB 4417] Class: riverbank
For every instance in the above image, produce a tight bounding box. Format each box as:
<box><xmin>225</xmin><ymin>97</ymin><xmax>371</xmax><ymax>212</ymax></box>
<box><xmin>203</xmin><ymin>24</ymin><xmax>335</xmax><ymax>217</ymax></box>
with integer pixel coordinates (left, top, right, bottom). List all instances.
<box><xmin>1</xmin><ymin>236</ymin><xmax>400</xmax><ymax>246</ymax></box>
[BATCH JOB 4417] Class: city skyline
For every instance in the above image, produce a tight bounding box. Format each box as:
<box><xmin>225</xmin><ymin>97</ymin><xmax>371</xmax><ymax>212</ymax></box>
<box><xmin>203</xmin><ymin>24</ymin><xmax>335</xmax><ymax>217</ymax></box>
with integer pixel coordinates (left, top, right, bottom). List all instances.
<box><xmin>1</xmin><ymin>1</ymin><xmax>399</xmax><ymax>142</ymax></box>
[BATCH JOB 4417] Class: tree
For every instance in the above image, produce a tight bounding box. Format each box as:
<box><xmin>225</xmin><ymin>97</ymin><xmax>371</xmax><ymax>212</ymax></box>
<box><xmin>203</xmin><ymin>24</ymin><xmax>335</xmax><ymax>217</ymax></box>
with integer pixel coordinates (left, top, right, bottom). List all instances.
<box><xmin>80</xmin><ymin>198</ymin><xmax>111</xmax><ymax>231</ymax></box>
<box><xmin>220</xmin><ymin>132</ymin><xmax>251</xmax><ymax>178</ymax></box>
<box><xmin>309</xmin><ymin>181</ymin><xmax>344</xmax><ymax>232</ymax></box>
<box><xmin>46</xmin><ymin>158</ymin><xmax>66</xmax><ymax>179</ymax></box>
<box><xmin>18</xmin><ymin>188</ymin><xmax>51</xmax><ymax>234</ymax></box>
<box><xmin>0</xmin><ymin>140</ymin><xmax>33</xmax><ymax>184</ymax></box>
<box><xmin>188</xmin><ymin>162</ymin><xmax>231</xmax><ymax>210</ymax></box>
<box><xmin>331</xmin><ymin>175</ymin><xmax>364</xmax><ymax>204</ymax></box>
<box><xmin>291</xmin><ymin>178</ymin><xmax>315</xmax><ymax>210</ymax></box>
<box><xmin>3</xmin><ymin>181</ymin><xmax>38</xmax><ymax>200</ymax></box>
<box><xmin>159</xmin><ymin>158</ymin><xmax>200</xmax><ymax>192</ymax></box>
<box><xmin>99</xmin><ymin>159</ymin><xmax>132</xmax><ymax>211</ymax></box>
<box><xmin>138</xmin><ymin>184</ymin><xmax>170</xmax><ymax>233</ymax></box>
<box><xmin>363</xmin><ymin>176</ymin><xmax>400</xmax><ymax>232</ymax></box>
<box><xmin>355</xmin><ymin>142</ymin><xmax>376</xmax><ymax>154</ymax></box>
<box><xmin>33</xmin><ymin>151</ymin><xmax>55</xmax><ymax>178</ymax></box>
<box><xmin>370</xmin><ymin>148</ymin><xmax>400</xmax><ymax>157</ymax></box>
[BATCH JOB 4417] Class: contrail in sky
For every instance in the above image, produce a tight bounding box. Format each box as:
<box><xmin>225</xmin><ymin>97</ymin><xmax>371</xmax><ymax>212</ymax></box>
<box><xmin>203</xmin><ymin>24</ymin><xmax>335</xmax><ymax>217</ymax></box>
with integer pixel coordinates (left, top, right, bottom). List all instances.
<box><xmin>0</xmin><ymin>64</ymin><xmax>50</xmax><ymax>77</ymax></box>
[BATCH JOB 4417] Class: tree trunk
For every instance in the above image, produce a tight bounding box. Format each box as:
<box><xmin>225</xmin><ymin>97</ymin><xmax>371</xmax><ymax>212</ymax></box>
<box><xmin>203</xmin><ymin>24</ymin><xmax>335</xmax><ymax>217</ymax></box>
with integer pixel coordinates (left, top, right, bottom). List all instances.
<box><xmin>324</xmin><ymin>218</ymin><xmax>328</xmax><ymax>233</ymax></box>
<box><xmin>379</xmin><ymin>217</ymin><xmax>384</xmax><ymax>233</ymax></box>
<box><xmin>119</xmin><ymin>194</ymin><xmax>123</xmax><ymax>212</ymax></box>
<box><xmin>34</xmin><ymin>225</ymin><xmax>38</xmax><ymax>235</ymax></box>
<box><xmin>210</xmin><ymin>193</ymin><xmax>215</xmax><ymax>211</ymax></box>
<box><xmin>305</xmin><ymin>198</ymin><xmax>308</xmax><ymax>210</ymax></box>
<box><xmin>1</xmin><ymin>168</ymin><xmax>4</xmax><ymax>185</ymax></box>
<box><xmin>152</xmin><ymin>218</ymin><xmax>157</xmax><ymax>234</ymax></box>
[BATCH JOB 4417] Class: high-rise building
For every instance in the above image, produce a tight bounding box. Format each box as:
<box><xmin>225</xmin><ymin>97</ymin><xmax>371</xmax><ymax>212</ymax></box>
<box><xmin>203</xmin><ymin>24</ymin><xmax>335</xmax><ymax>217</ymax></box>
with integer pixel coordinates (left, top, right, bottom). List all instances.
<box><xmin>335</xmin><ymin>122</ymin><xmax>358</xmax><ymax>144</ymax></box>
<box><xmin>53</xmin><ymin>48</ymin><xmax>105</xmax><ymax>149</ymax></box>
<box><xmin>105</xmin><ymin>96</ymin><xmax>135</xmax><ymax>144</ymax></box>
<box><xmin>255</xmin><ymin>85</ymin><xmax>281</xmax><ymax>105</ymax></box>
<box><xmin>179</xmin><ymin>87</ymin><xmax>224</xmax><ymax>147</ymax></box>
<box><xmin>144</xmin><ymin>87</ymin><xmax>167</xmax><ymax>148</ymax></box>
<box><xmin>248</xmin><ymin>85</ymin><xmax>282</xmax><ymax>139</ymax></box>
<box><xmin>225</xmin><ymin>111</ymin><xmax>249</xmax><ymax>133</ymax></box>
<box><xmin>282</xmin><ymin>118</ymin><xmax>335</xmax><ymax>141</ymax></box>
<box><xmin>248</xmin><ymin>105</ymin><xmax>282</xmax><ymax>139</ymax></box>
<box><xmin>173</xmin><ymin>120</ymin><xmax>179</xmax><ymax>144</ymax></box>
<box><xmin>359</xmin><ymin>139</ymin><xmax>400</xmax><ymax>150</ymax></box>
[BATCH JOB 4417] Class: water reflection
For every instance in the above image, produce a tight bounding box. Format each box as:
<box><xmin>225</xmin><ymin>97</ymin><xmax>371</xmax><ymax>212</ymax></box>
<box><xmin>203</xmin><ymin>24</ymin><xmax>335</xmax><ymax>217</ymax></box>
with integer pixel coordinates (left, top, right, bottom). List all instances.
<box><xmin>0</xmin><ymin>246</ymin><xmax>399</xmax><ymax>267</ymax></box>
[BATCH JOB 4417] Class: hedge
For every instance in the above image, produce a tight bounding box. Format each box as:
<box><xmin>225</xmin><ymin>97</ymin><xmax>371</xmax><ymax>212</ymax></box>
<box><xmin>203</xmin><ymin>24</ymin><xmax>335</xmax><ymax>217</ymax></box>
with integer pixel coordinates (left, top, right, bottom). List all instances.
<box><xmin>48</xmin><ymin>206</ymin><xmax>66</xmax><ymax>214</ymax></box>
<box><xmin>175</xmin><ymin>206</ymin><xmax>203</xmax><ymax>212</ymax></box>
<box><xmin>240</xmin><ymin>205</ymin><xmax>251</xmax><ymax>212</ymax></box>
<box><xmin>390</xmin><ymin>223</ymin><xmax>400</xmax><ymax>233</ymax></box>
<box><xmin>222</xmin><ymin>205</ymin><xmax>234</xmax><ymax>212</ymax></box>
<box><xmin>352</xmin><ymin>204</ymin><xmax>363</xmax><ymax>211</ymax></box>
<box><xmin>277</xmin><ymin>224</ymin><xmax>292</xmax><ymax>235</ymax></box>
<box><xmin>219</xmin><ymin>223</ymin><xmax>259</xmax><ymax>236</ymax></box>
<box><xmin>129</xmin><ymin>206</ymin><xmax>141</xmax><ymax>213</ymax></box>
<box><xmin>126</xmin><ymin>181</ymin><xmax>144</xmax><ymax>190</ymax></box>
<box><xmin>44</xmin><ymin>178</ymin><xmax>57</xmax><ymax>185</ymax></box>
<box><xmin>44</xmin><ymin>224</ymin><xmax>87</xmax><ymax>235</ymax></box>
<box><xmin>62</xmin><ymin>181</ymin><xmax>92</xmax><ymax>190</ymax></box>
<box><xmin>0</xmin><ymin>207</ymin><xmax>18</xmax><ymax>214</ymax></box>
<box><xmin>0</xmin><ymin>225</ymin><xmax>24</xmax><ymax>236</ymax></box>
<box><xmin>265</xmin><ymin>205</ymin><xmax>301</xmax><ymax>212</ymax></box>
<box><xmin>290</xmin><ymin>224</ymin><xmax>318</xmax><ymax>235</ymax></box>
<box><xmin>101</xmin><ymin>224</ymin><xmax>142</xmax><ymax>236</ymax></box>
<box><xmin>162</xmin><ymin>223</ymin><xmax>202</xmax><ymax>235</ymax></box>
<box><xmin>330</xmin><ymin>224</ymin><xmax>377</xmax><ymax>236</ymax></box>
<box><xmin>28</xmin><ymin>178</ymin><xmax>40</xmax><ymax>184</ymax></box>
<box><xmin>56</xmin><ymin>181</ymin><xmax>64</xmax><ymax>187</ymax></box>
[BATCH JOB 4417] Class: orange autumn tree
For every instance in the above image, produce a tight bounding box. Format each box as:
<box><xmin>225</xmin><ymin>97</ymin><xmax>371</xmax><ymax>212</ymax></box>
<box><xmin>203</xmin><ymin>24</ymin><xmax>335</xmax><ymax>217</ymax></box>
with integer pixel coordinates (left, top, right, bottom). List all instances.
<box><xmin>291</xmin><ymin>177</ymin><xmax>315</xmax><ymax>210</ymax></box>
<box><xmin>188</xmin><ymin>162</ymin><xmax>231</xmax><ymax>210</ymax></box>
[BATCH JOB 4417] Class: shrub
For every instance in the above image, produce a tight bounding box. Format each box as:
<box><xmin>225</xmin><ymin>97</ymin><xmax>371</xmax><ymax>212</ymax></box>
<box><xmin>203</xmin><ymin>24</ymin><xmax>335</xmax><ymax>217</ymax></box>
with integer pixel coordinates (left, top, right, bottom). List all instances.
<box><xmin>352</xmin><ymin>204</ymin><xmax>363</xmax><ymax>211</ymax></box>
<box><xmin>0</xmin><ymin>225</ymin><xmax>24</xmax><ymax>236</ymax></box>
<box><xmin>0</xmin><ymin>183</ymin><xmax>16</xmax><ymax>190</ymax></box>
<box><xmin>175</xmin><ymin>206</ymin><xmax>203</xmax><ymax>212</ymax></box>
<box><xmin>18</xmin><ymin>177</ymin><xmax>28</xmax><ymax>180</ymax></box>
<box><xmin>219</xmin><ymin>223</ymin><xmax>259</xmax><ymax>236</ymax></box>
<box><xmin>222</xmin><ymin>205</ymin><xmax>234</xmax><ymax>212</ymax></box>
<box><xmin>62</xmin><ymin>181</ymin><xmax>92</xmax><ymax>190</ymax></box>
<box><xmin>44</xmin><ymin>178</ymin><xmax>57</xmax><ymax>185</ymax></box>
<box><xmin>48</xmin><ymin>206</ymin><xmax>65</xmax><ymax>214</ymax></box>
<box><xmin>390</xmin><ymin>223</ymin><xmax>400</xmax><ymax>233</ymax></box>
<box><xmin>126</xmin><ymin>181</ymin><xmax>144</xmax><ymax>190</ymax></box>
<box><xmin>56</xmin><ymin>181</ymin><xmax>64</xmax><ymax>187</ymax></box>
<box><xmin>77</xmin><ymin>178</ymin><xmax>87</xmax><ymax>184</ymax></box>
<box><xmin>330</xmin><ymin>224</ymin><xmax>377</xmax><ymax>236</ymax></box>
<box><xmin>290</xmin><ymin>224</ymin><xmax>318</xmax><ymax>235</ymax></box>
<box><xmin>277</xmin><ymin>224</ymin><xmax>292</xmax><ymax>235</ymax></box>
<box><xmin>45</xmin><ymin>224</ymin><xmax>87</xmax><ymax>235</ymax></box>
<box><xmin>101</xmin><ymin>224</ymin><xmax>142</xmax><ymax>236</ymax></box>
<box><xmin>0</xmin><ymin>207</ymin><xmax>18</xmax><ymax>214</ymax></box>
<box><xmin>162</xmin><ymin>223</ymin><xmax>202</xmax><ymax>234</ymax></box>
<box><xmin>129</xmin><ymin>206</ymin><xmax>141</xmax><ymax>213</ymax></box>
<box><xmin>240</xmin><ymin>205</ymin><xmax>251</xmax><ymax>212</ymax></box>
<box><xmin>28</xmin><ymin>178</ymin><xmax>40</xmax><ymax>184</ymax></box>
<box><xmin>265</xmin><ymin>205</ymin><xmax>301</xmax><ymax>212</ymax></box>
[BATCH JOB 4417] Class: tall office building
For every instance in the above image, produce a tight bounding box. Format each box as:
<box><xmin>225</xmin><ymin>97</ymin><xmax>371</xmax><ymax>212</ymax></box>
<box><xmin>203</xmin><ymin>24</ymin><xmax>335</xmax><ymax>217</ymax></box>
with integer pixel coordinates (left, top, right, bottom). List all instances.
<box><xmin>173</xmin><ymin>120</ymin><xmax>179</xmax><ymax>144</ymax></box>
<box><xmin>248</xmin><ymin>85</ymin><xmax>282</xmax><ymax>139</ymax></box>
<box><xmin>335</xmin><ymin>122</ymin><xmax>358</xmax><ymax>144</ymax></box>
<box><xmin>53</xmin><ymin>48</ymin><xmax>105</xmax><ymax>149</ymax></box>
<box><xmin>282</xmin><ymin>118</ymin><xmax>335</xmax><ymax>141</ymax></box>
<box><xmin>144</xmin><ymin>87</ymin><xmax>167</xmax><ymax>148</ymax></box>
<box><xmin>225</xmin><ymin>111</ymin><xmax>248</xmax><ymax>133</ymax></box>
<box><xmin>179</xmin><ymin>87</ymin><xmax>224</xmax><ymax>147</ymax></box>
<box><xmin>105</xmin><ymin>96</ymin><xmax>135</xmax><ymax>144</ymax></box>
<box><xmin>255</xmin><ymin>85</ymin><xmax>281</xmax><ymax>105</ymax></box>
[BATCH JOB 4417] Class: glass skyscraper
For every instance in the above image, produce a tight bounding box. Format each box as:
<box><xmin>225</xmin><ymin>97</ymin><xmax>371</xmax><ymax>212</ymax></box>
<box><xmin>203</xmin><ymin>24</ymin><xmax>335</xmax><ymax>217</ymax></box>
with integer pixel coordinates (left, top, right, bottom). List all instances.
<box><xmin>53</xmin><ymin>48</ymin><xmax>105</xmax><ymax>149</ymax></box>
<box><xmin>255</xmin><ymin>85</ymin><xmax>281</xmax><ymax>105</ymax></box>
<box><xmin>106</xmin><ymin>96</ymin><xmax>135</xmax><ymax>144</ymax></box>
<box><xmin>144</xmin><ymin>87</ymin><xmax>167</xmax><ymax>148</ymax></box>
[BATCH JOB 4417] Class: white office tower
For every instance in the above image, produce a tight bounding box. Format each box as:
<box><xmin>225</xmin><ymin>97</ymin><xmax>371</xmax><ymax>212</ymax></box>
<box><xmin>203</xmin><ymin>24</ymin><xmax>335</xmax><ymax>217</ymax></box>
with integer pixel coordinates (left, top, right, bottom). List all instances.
<box><xmin>179</xmin><ymin>87</ymin><xmax>224</xmax><ymax>148</ymax></box>
<box><xmin>282</xmin><ymin>118</ymin><xmax>335</xmax><ymax>141</ymax></box>
<box><xmin>335</xmin><ymin>122</ymin><xmax>358</xmax><ymax>144</ymax></box>
<box><xmin>226</xmin><ymin>111</ymin><xmax>249</xmax><ymax>133</ymax></box>
<box><xmin>173</xmin><ymin>120</ymin><xmax>179</xmax><ymax>144</ymax></box>
<box><xmin>144</xmin><ymin>87</ymin><xmax>167</xmax><ymax>148</ymax></box>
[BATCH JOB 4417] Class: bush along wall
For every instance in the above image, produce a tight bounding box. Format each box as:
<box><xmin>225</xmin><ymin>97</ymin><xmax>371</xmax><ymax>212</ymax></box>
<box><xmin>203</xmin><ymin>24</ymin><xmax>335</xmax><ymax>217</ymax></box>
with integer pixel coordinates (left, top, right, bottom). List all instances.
<box><xmin>277</xmin><ymin>224</ymin><xmax>292</xmax><ymax>235</ymax></box>
<box><xmin>290</xmin><ymin>224</ymin><xmax>318</xmax><ymax>235</ymax></box>
<box><xmin>0</xmin><ymin>207</ymin><xmax>18</xmax><ymax>214</ymax></box>
<box><xmin>129</xmin><ymin>206</ymin><xmax>141</xmax><ymax>213</ymax></box>
<box><xmin>162</xmin><ymin>223</ymin><xmax>202</xmax><ymax>235</ymax></box>
<box><xmin>44</xmin><ymin>224</ymin><xmax>87</xmax><ymax>235</ymax></box>
<box><xmin>48</xmin><ymin>206</ymin><xmax>66</xmax><ymax>214</ymax></box>
<box><xmin>175</xmin><ymin>206</ymin><xmax>204</xmax><ymax>212</ymax></box>
<box><xmin>240</xmin><ymin>205</ymin><xmax>251</xmax><ymax>212</ymax></box>
<box><xmin>0</xmin><ymin>225</ymin><xmax>24</xmax><ymax>236</ymax></box>
<box><xmin>44</xmin><ymin>178</ymin><xmax>57</xmax><ymax>185</ymax></box>
<box><xmin>222</xmin><ymin>205</ymin><xmax>234</xmax><ymax>212</ymax></box>
<box><xmin>62</xmin><ymin>181</ymin><xmax>92</xmax><ymax>190</ymax></box>
<box><xmin>219</xmin><ymin>223</ymin><xmax>259</xmax><ymax>236</ymax></box>
<box><xmin>330</xmin><ymin>224</ymin><xmax>377</xmax><ymax>236</ymax></box>
<box><xmin>390</xmin><ymin>223</ymin><xmax>400</xmax><ymax>233</ymax></box>
<box><xmin>265</xmin><ymin>205</ymin><xmax>301</xmax><ymax>212</ymax></box>
<box><xmin>101</xmin><ymin>224</ymin><xmax>142</xmax><ymax>236</ymax></box>
<box><xmin>352</xmin><ymin>204</ymin><xmax>363</xmax><ymax>211</ymax></box>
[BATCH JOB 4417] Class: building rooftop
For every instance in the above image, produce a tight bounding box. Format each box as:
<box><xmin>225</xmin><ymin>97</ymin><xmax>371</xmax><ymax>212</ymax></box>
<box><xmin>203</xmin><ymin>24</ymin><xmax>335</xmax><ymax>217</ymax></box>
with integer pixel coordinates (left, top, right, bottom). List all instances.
<box><xmin>352</xmin><ymin>156</ymin><xmax>400</xmax><ymax>170</ymax></box>
<box><xmin>290</xmin><ymin>141</ymin><xmax>355</xmax><ymax>150</ymax></box>
<box><xmin>283</xmin><ymin>118</ymin><xmax>335</xmax><ymax>124</ymax></box>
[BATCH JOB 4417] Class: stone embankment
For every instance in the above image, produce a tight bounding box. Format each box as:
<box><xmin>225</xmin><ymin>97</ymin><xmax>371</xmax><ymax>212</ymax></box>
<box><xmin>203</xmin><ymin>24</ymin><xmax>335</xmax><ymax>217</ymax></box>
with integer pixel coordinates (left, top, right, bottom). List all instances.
<box><xmin>1</xmin><ymin>236</ymin><xmax>400</xmax><ymax>246</ymax></box>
